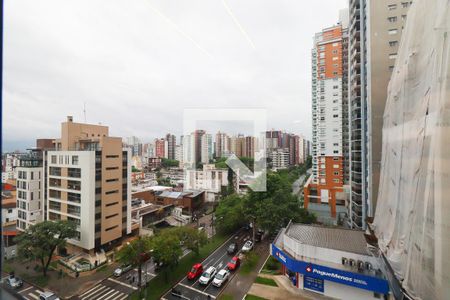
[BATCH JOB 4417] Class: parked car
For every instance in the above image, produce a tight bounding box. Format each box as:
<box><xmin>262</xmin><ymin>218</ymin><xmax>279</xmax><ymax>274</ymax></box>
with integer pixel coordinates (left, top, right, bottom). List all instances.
<box><xmin>212</xmin><ymin>269</ymin><xmax>230</xmax><ymax>287</ymax></box>
<box><xmin>227</xmin><ymin>243</ymin><xmax>238</xmax><ymax>255</ymax></box>
<box><xmin>113</xmin><ymin>264</ymin><xmax>132</xmax><ymax>277</ymax></box>
<box><xmin>227</xmin><ymin>256</ymin><xmax>240</xmax><ymax>271</ymax></box>
<box><xmin>39</xmin><ymin>291</ymin><xmax>60</xmax><ymax>300</ymax></box>
<box><xmin>242</xmin><ymin>240</ymin><xmax>253</xmax><ymax>252</ymax></box>
<box><xmin>187</xmin><ymin>263</ymin><xmax>203</xmax><ymax>280</ymax></box>
<box><xmin>6</xmin><ymin>276</ymin><xmax>23</xmax><ymax>289</ymax></box>
<box><xmin>199</xmin><ymin>266</ymin><xmax>217</xmax><ymax>285</ymax></box>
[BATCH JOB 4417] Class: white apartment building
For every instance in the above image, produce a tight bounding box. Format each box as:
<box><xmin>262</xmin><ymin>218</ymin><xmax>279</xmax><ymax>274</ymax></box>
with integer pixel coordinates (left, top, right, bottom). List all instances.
<box><xmin>270</xmin><ymin>148</ymin><xmax>290</xmax><ymax>170</ymax></box>
<box><xmin>201</xmin><ymin>134</ymin><xmax>213</xmax><ymax>164</ymax></box>
<box><xmin>16</xmin><ymin>152</ymin><xmax>44</xmax><ymax>231</ymax></box>
<box><xmin>184</xmin><ymin>164</ymin><xmax>228</xmax><ymax>202</ymax></box>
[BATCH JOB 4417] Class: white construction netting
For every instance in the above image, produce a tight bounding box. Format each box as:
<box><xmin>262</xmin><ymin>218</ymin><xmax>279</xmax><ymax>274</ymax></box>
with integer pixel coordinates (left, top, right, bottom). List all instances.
<box><xmin>372</xmin><ymin>0</ymin><xmax>450</xmax><ymax>299</ymax></box>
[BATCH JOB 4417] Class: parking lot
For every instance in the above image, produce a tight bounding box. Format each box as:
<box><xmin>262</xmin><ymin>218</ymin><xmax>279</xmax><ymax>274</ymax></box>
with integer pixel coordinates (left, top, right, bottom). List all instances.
<box><xmin>162</xmin><ymin>229</ymin><xmax>253</xmax><ymax>300</ymax></box>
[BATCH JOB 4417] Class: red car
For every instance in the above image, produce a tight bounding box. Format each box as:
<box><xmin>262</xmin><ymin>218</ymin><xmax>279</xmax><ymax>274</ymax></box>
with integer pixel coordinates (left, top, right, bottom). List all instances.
<box><xmin>187</xmin><ymin>263</ymin><xmax>203</xmax><ymax>280</ymax></box>
<box><xmin>227</xmin><ymin>256</ymin><xmax>240</xmax><ymax>271</ymax></box>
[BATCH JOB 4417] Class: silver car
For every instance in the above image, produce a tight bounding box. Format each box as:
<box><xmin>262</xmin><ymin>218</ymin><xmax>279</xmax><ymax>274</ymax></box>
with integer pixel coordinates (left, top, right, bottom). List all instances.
<box><xmin>6</xmin><ymin>277</ymin><xmax>23</xmax><ymax>289</ymax></box>
<box><xmin>199</xmin><ymin>266</ymin><xmax>217</xmax><ymax>285</ymax></box>
<box><xmin>212</xmin><ymin>269</ymin><xmax>229</xmax><ymax>287</ymax></box>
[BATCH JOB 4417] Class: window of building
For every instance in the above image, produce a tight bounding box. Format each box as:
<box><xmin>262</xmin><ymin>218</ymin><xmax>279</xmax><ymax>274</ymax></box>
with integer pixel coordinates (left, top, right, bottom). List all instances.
<box><xmin>389</xmin><ymin>40</ymin><xmax>398</xmax><ymax>47</ymax></box>
<box><xmin>65</xmin><ymin>155</ymin><xmax>69</xmax><ymax>164</ymax></box>
<box><xmin>106</xmin><ymin>213</ymin><xmax>119</xmax><ymax>219</ymax></box>
<box><xmin>387</xmin><ymin>16</ymin><xmax>397</xmax><ymax>22</ymax></box>
<box><xmin>105</xmin><ymin>225</ymin><xmax>118</xmax><ymax>232</ymax></box>
<box><xmin>389</xmin><ymin>65</ymin><xmax>395</xmax><ymax>71</ymax></box>
<box><xmin>72</xmin><ymin>156</ymin><xmax>79</xmax><ymax>165</ymax></box>
<box><xmin>332</xmin><ymin>42</ymin><xmax>338</xmax><ymax>47</ymax></box>
<box><xmin>332</xmin><ymin>57</ymin><xmax>338</xmax><ymax>61</ymax></box>
<box><xmin>319</xmin><ymin>52</ymin><xmax>325</xmax><ymax>58</ymax></box>
<box><xmin>333</xmin><ymin>179</ymin><xmax>340</xmax><ymax>183</ymax></box>
<box><xmin>333</xmin><ymin>164</ymin><xmax>339</xmax><ymax>168</ymax></box>
<box><xmin>106</xmin><ymin>178</ymin><xmax>119</xmax><ymax>182</ymax></box>
<box><xmin>106</xmin><ymin>167</ymin><xmax>119</xmax><ymax>170</ymax></box>
<box><xmin>388</xmin><ymin>4</ymin><xmax>397</xmax><ymax>10</ymax></box>
<box><xmin>51</xmin><ymin>155</ymin><xmax>57</xmax><ymax>164</ymax></box>
<box><xmin>59</xmin><ymin>155</ymin><xmax>63</xmax><ymax>164</ymax></box>
<box><xmin>333</xmin><ymin>157</ymin><xmax>339</xmax><ymax>161</ymax></box>
<box><xmin>334</xmin><ymin>171</ymin><xmax>339</xmax><ymax>175</ymax></box>
<box><xmin>333</xmin><ymin>114</ymin><xmax>339</xmax><ymax>118</ymax></box>
<box><xmin>333</xmin><ymin>150</ymin><xmax>339</xmax><ymax>154</ymax></box>
<box><xmin>389</xmin><ymin>53</ymin><xmax>398</xmax><ymax>59</ymax></box>
<box><xmin>388</xmin><ymin>29</ymin><xmax>398</xmax><ymax>35</ymax></box>
<box><xmin>333</xmin><ymin>99</ymin><xmax>338</xmax><ymax>103</ymax></box>
<box><xmin>333</xmin><ymin>85</ymin><xmax>339</xmax><ymax>89</ymax></box>
<box><xmin>332</xmin><ymin>49</ymin><xmax>338</xmax><ymax>54</ymax></box>
<box><xmin>401</xmin><ymin>1</ymin><xmax>410</xmax><ymax>8</ymax></box>
<box><xmin>30</xmin><ymin>172</ymin><xmax>34</xmax><ymax>180</ymax></box>
<box><xmin>401</xmin><ymin>14</ymin><xmax>407</xmax><ymax>21</ymax></box>
<box><xmin>105</xmin><ymin>190</ymin><xmax>119</xmax><ymax>195</ymax></box>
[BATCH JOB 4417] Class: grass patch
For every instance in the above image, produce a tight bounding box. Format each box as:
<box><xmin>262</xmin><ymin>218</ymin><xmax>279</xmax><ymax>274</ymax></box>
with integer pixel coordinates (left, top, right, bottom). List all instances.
<box><xmin>96</xmin><ymin>264</ymin><xmax>109</xmax><ymax>273</ymax></box>
<box><xmin>3</xmin><ymin>262</ymin><xmax>13</xmax><ymax>273</ymax></box>
<box><xmin>240</xmin><ymin>252</ymin><xmax>259</xmax><ymax>275</ymax></box>
<box><xmin>219</xmin><ymin>294</ymin><xmax>234</xmax><ymax>300</ymax></box>
<box><xmin>245</xmin><ymin>295</ymin><xmax>268</xmax><ymax>300</ymax></box>
<box><xmin>260</xmin><ymin>256</ymin><xmax>281</xmax><ymax>275</ymax></box>
<box><xmin>131</xmin><ymin>233</ymin><xmax>230</xmax><ymax>300</ymax></box>
<box><xmin>255</xmin><ymin>276</ymin><xmax>278</xmax><ymax>287</ymax></box>
<box><xmin>21</xmin><ymin>273</ymin><xmax>50</xmax><ymax>288</ymax></box>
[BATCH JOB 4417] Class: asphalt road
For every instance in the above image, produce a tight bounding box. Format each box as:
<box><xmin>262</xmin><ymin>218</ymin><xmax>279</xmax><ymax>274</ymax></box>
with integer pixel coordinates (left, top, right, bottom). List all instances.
<box><xmin>162</xmin><ymin>229</ymin><xmax>252</xmax><ymax>300</ymax></box>
<box><xmin>1</xmin><ymin>273</ymin><xmax>47</xmax><ymax>300</ymax></box>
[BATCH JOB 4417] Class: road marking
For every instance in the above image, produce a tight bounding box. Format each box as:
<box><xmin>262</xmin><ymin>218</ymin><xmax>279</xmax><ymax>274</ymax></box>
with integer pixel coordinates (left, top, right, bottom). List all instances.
<box><xmin>22</xmin><ymin>297</ymin><xmax>32</xmax><ymax>300</ymax></box>
<box><xmin>178</xmin><ymin>283</ymin><xmax>216</xmax><ymax>299</ymax></box>
<box><xmin>115</xmin><ymin>294</ymin><xmax>129</xmax><ymax>300</ymax></box>
<box><xmin>79</xmin><ymin>284</ymin><xmax>106</xmax><ymax>297</ymax></box>
<box><xmin>97</xmin><ymin>289</ymin><xmax>120</xmax><ymax>300</ymax></box>
<box><xmin>81</xmin><ymin>285</ymin><xmax>109</xmax><ymax>299</ymax></box>
<box><xmin>28</xmin><ymin>292</ymin><xmax>39</xmax><ymax>300</ymax></box>
<box><xmin>109</xmin><ymin>292</ymin><xmax>126</xmax><ymax>300</ymax></box>
<box><xmin>107</xmin><ymin>277</ymin><xmax>138</xmax><ymax>290</ymax></box>
<box><xmin>18</xmin><ymin>286</ymin><xmax>34</xmax><ymax>293</ymax></box>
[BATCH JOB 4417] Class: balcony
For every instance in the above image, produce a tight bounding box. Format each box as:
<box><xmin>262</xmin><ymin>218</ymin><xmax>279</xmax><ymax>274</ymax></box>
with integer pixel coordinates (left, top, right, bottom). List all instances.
<box><xmin>68</xmin><ymin>192</ymin><xmax>81</xmax><ymax>204</ymax></box>
<box><xmin>49</xmin><ymin>167</ymin><xmax>61</xmax><ymax>177</ymax></box>
<box><xmin>67</xmin><ymin>180</ymin><xmax>81</xmax><ymax>191</ymax></box>
<box><xmin>49</xmin><ymin>189</ymin><xmax>61</xmax><ymax>200</ymax></box>
<box><xmin>68</xmin><ymin>168</ymin><xmax>81</xmax><ymax>178</ymax></box>
<box><xmin>49</xmin><ymin>178</ymin><xmax>61</xmax><ymax>188</ymax></box>
<box><xmin>68</xmin><ymin>205</ymin><xmax>81</xmax><ymax>217</ymax></box>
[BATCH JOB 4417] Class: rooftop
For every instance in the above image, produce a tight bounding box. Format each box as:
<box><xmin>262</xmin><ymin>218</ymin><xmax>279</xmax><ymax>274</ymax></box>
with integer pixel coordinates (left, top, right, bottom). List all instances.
<box><xmin>284</xmin><ymin>223</ymin><xmax>368</xmax><ymax>255</ymax></box>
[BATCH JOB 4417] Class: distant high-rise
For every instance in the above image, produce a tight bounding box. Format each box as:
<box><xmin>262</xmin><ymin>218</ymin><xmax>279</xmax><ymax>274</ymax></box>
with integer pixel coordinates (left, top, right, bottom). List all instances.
<box><xmin>154</xmin><ymin>138</ymin><xmax>166</xmax><ymax>158</ymax></box>
<box><xmin>201</xmin><ymin>134</ymin><xmax>213</xmax><ymax>164</ymax></box>
<box><xmin>304</xmin><ymin>12</ymin><xmax>348</xmax><ymax>224</ymax></box>
<box><xmin>165</xmin><ymin>134</ymin><xmax>176</xmax><ymax>160</ymax></box>
<box><xmin>215</xmin><ymin>132</ymin><xmax>230</xmax><ymax>158</ymax></box>
<box><xmin>348</xmin><ymin>0</ymin><xmax>411</xmax><ymax>229</ymax></box>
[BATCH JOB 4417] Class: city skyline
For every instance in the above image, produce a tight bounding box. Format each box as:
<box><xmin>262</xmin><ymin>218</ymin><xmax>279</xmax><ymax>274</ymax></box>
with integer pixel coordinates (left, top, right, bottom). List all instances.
<box><xmin>3</xmin><ymin>0</ymin><xmax>346</xmax><ymax>151</ymax></box>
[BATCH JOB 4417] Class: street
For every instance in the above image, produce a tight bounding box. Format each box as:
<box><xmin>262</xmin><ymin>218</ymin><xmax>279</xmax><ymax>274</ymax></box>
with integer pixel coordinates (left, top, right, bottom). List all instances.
<box><xmin>162</xmin><ymin>229</ymin><xmax>252</xmax><ymax>300</ymax></box>
<box><xmin>1</xmin><ymin>273</ymin><xmax>45</xmax><ymax>300</ymax></box>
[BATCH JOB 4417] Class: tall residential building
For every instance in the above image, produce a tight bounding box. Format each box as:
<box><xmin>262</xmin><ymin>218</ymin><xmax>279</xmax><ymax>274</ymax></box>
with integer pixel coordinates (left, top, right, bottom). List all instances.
<box><xmin>200</xmin><ymin>134</ymin><xmax>213</xmax><ymax>164</ymax></box>
<box><xmin>48</xmin><ymin>116</ymin><xmax>131</xmax><ymax>253</ymax></box>
<box><xmin>244</xmin><ymin>136</ymin><xmax>256</xmax><ymax>158</ymax></box>
<box><xmin>154</xmin><ymin>138</ymin><xmax>166</xmax><ymax>158</ymax></box>
<box><xmin>230</xmin><ymin>134</ymin><xmax>246</xmax><ymax>157</ymax></box>
<box><xmin>348</xmin><ymin>0</ymin><xmax>411</xmax><ymax>229</ymax></box>
<box><xmin>304</xmin><ymin>13</ymin><xmax>348</xmax><ymax>223</ymax></box>
<box><xmin>175</xmin><ymin>144</ymin><xmax>183</xmax><ymax>163</ymax></box>
<box><xmin>15</xmin><ymin>149</ymin><xmax>45</xmax><ymax>231</ymax></box>
<box><xmin>270</xmin><ymin>149</ymin><xmax>290</xmax><ymax>170</ymax></box>
<box><xmin>165</xmin><ymin>134</ymin><xmax>176</xmax><ymax>160</ymax></box>
<box><xmin>126</xmin><ymin>136</ymin><xmax>142</xmax><ymax>157</ymax></box>
<box><xmin>215</xmin><ymin>132</ymin><xmax>230</xmax><ymax>158</ymax></box>
<box><xmin>265</xmin><ymin>130</ymin><xmax>282</xmax><ymax>150</ymax></box>
<box><xmin>193</xmin><ymin>130</ymin><xmax>205</xmax><ymax>164</ymax></box>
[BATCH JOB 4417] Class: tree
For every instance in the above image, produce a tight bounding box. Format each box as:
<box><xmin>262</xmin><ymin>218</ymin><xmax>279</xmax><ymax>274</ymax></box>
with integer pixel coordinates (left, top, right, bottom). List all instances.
<box><xmin>15</xmin><ymin>220</ymin><xmax>77</xmax><ymax>276</ymax></box>
<box><xmin>215</xmin><ymin>194</ymin><xmax>246</xmax><ymax>234</ymax></box>
<box><xmin>150</xmin><ymin>231</ymin><xmax>183</xmax><ymax>282</ymax></box>
<box><xmin>161</xmin><ymin>158</ymin><xmax>179</xmax><ymax>168</ymax></box>
<box><xmin>169</xmin><ymin>227</ymin><xmax>207</xmax><ymax>256</ymax></box>
<box><xmin>116</xmin><ymin>236</ymin><xmax>153</xmax><ymax>291</ymax></box>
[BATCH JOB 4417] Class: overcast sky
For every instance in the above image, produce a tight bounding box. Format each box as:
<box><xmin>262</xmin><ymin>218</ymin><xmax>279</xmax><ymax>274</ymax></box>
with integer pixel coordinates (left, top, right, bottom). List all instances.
<box><xmin>3</xmin><ymin>0</ymin><xmax>347</xmax><ymax>151</ymax></box>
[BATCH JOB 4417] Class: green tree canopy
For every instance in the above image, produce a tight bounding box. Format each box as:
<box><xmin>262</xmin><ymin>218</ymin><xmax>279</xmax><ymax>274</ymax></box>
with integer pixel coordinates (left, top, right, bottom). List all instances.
<box><xmin>215</xmin><ymin>194</ymin><xmax>246</xmax><ymax>234</ymax></box>
<box><xmin>161</xmin><ymin>158</ymin><xmax>179</xmax><ymax>168</ymax></box>
<box><xmin>15</xmin><ymin>220</ymin><xmax>78</xmax><ymax>276</ymax></box>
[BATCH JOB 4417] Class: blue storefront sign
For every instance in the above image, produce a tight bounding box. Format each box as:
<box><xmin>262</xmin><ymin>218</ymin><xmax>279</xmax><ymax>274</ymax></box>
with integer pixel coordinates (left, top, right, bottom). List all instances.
<box><xmin>271</xmin><ymin>244</ymin><xmax>389</xmax><ymax>294</ymax></box>
<box><xmin>304</xmin><ymin>276</ymin><xmax>324</xmax><ymax>293</ymax></box>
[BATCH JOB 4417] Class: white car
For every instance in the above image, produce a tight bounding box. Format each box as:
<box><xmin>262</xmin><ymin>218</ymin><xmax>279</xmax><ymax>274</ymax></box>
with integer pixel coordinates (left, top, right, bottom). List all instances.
<box><xmin>198</xmin><ymin>266</ymin><xmax>217</xmax><ymax>285</ymax></box>
<box><xmin>242</xmin><ymin>240</ymin><xmax>253</xmax><ymax>252</ymax></box>
<box><xmin>114</xmin><ymin>264</ymin><xmax>132</xmax><ymax>277</ymax></box>
<box><xmin>39</xmin><ymin>291</ymin><xmax>60</xmax><ymax>300</ymax></box>
<box><xmin>212</xmin><ymin>269</ymin><xmax>229</xmax><ymax>287</ymax></box>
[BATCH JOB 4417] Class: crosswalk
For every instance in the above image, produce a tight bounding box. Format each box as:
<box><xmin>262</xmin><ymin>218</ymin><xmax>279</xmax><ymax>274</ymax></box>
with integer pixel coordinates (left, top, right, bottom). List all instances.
<box><xmin>19</xmin><ymin>287</ymin><xmax>44</xmax><ymax>300</ymax></box>
<box><xmin>78</xmin><ymin>283</ymin><xmax>130</xmax><ymax>300</ymax></box>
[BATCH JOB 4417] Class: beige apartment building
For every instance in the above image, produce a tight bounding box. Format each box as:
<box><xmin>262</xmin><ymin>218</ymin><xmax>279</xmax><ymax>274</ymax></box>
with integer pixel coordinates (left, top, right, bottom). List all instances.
<box><xmin>47</xmin><ymin>116</ymin><xmax>131</xmax><ymax>253</ymax></box>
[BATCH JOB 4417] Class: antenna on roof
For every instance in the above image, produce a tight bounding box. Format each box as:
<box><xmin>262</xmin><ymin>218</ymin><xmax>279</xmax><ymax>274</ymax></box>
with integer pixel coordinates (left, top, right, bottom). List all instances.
<box><xmin>83</xmin><ymin>102</ymin><xmax>87</xmax><ymax>123</ymax></box>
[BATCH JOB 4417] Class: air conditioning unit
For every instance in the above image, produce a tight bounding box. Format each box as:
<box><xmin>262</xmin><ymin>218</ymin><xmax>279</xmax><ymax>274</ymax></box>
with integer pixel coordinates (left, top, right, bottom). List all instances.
<box><xmin>365</xmin><ymin>262</ymin><xmax>372</xmax><ymax>271</ymax></box>
<box><xmin>342</xmin><ymin>257</ymin><xmax>348</xmax><ymax>265</ymax></box>
<box><xmin>349</xmin><ymin>259</ymin><xmax>355</xmax><ymax>267</ymax></box>
<box><xmin>357</xmin><ymin>260</ymin><xmax>364</xmax><ymax>271</ymax></box>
